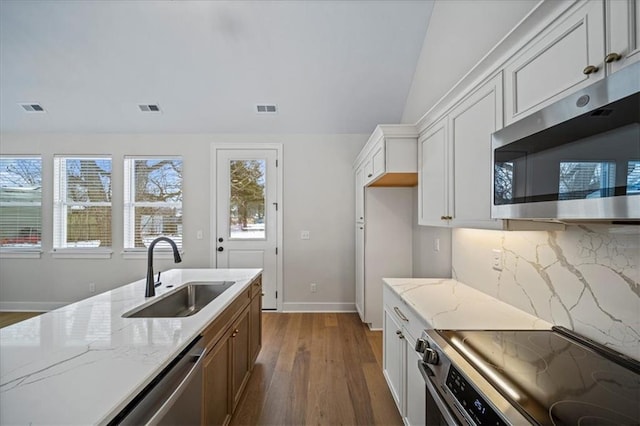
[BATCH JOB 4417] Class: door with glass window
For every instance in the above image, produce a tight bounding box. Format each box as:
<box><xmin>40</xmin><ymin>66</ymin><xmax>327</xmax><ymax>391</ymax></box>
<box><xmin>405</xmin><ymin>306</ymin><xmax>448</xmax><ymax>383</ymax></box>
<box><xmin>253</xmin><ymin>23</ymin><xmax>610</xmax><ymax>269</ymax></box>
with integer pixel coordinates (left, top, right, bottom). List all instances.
<box><xmin>215</xmin><ymin>149</ymin><xmax>278</xmax><ymax>309</ymax></box>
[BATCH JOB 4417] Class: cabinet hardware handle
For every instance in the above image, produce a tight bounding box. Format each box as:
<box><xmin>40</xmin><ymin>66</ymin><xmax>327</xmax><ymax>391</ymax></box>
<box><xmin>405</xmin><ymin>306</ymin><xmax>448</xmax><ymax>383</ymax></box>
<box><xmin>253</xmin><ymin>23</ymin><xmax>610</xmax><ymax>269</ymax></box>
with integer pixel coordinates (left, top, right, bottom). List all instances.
<box><xmin>583</xmin><ymin>64</ymin><xmax>599</xmax><ymax>75</ymax></box>
<box><xmin>440</xmin><ymin>216</ymin><xmax>447</xmax><ymax>220</ymax></box>
<box><xmin>447</xmin><ymin>215</ymin><xmax>453</xmax><ymax>220</ymax></box>
<box><xmin>393</xmin><ymin>306</ymin><xmax>409</xmax><ymax>322</ymax></box>
<box><xmin>604</xmin><ymin>52</ymin><xmax>622</xmax><ymax>63</ymax></box>
<box><xmin>395</xmin><ymin>330</ymin><xmax>402</xmax><ymax>335</ymax></box>
<box><xmin>399</xmin><ymin>334</ymin><xmax>405</xmax><ymax>340</ymax></box>
<box><xmin>367</xmin><ymin>174</ymin><xmax>373</xmax><ymax>178</ymax></box>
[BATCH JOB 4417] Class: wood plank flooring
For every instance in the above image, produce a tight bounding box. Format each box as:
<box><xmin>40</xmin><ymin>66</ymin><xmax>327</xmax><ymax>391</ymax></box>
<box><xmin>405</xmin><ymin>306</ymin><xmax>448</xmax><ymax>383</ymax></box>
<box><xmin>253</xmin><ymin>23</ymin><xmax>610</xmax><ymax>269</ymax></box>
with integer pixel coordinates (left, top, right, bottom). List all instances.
<box><xmin>0</xmin><ymin>312</ymin><xmax>42</xmax><ymax>329</ymax></box>
<box><xmin>230</xmin><ymin>313</ymin><xmax>402</xmax><ymax>426</ymax></box>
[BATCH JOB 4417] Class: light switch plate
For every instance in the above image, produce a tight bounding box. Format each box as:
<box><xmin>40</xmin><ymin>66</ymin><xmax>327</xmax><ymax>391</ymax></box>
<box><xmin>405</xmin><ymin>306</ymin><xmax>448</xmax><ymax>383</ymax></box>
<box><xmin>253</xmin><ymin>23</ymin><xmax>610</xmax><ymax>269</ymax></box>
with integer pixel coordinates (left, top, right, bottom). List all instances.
<box><xmin>301</xmin><ymin>230</ymin><xmax>310</xmax><ymax>240</ymax></box>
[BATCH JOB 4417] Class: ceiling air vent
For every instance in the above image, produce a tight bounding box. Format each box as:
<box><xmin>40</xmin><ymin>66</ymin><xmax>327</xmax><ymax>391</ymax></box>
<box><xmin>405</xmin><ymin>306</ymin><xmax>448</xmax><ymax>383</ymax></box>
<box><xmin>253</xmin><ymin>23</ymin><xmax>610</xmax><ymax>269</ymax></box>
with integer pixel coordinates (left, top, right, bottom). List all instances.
<box><xmin>256</xmin><ymin>104</ymin><xmax>277</xmax><ymax>114</ymax></box>
<box><xmin>19</xmin><ymin>103</ymin><xmax>46</xmax><ymax>113</ymax></box>
<box><xmin>138</xmin><ymin>104</ymin><xmax>161</xmax><ymax>113</ymax></box>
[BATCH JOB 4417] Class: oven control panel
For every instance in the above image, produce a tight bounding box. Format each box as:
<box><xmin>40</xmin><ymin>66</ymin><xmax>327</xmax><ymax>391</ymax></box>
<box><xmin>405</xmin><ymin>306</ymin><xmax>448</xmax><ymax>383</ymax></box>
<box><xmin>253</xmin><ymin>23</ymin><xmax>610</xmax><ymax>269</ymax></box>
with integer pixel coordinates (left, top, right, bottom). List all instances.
<box><xmin>446</xmin><ymin>366</ymin><xmax>507</xmax><ymax>426</ymax></box>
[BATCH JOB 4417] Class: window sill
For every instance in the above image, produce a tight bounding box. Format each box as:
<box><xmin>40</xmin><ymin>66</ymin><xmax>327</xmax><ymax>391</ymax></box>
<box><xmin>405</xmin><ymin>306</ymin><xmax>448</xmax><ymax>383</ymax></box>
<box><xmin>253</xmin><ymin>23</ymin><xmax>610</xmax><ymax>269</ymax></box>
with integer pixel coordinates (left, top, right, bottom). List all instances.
<box><xmin>0</xmin><ymin>249</ymin><xmax>43</xmax><ymax>259</ymax></box>
<box><xmin>50</xmin><ymin>249</ymin><xmax>113</xmax><ymax>259</ymax></box>
<box><xmin>121</xmin><ymin>250</ymin><xmax>185</xmax><ymax>260</ymax></box>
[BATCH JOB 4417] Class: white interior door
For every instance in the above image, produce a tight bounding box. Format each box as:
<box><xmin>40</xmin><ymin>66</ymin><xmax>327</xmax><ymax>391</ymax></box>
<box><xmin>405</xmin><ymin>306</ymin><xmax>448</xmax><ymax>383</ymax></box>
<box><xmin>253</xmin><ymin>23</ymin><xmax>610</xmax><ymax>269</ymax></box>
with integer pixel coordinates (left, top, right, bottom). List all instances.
<box><xmin>215</xmin><ymin>148</ymin><xmax>279</xmax><ymax>309</ymax></box>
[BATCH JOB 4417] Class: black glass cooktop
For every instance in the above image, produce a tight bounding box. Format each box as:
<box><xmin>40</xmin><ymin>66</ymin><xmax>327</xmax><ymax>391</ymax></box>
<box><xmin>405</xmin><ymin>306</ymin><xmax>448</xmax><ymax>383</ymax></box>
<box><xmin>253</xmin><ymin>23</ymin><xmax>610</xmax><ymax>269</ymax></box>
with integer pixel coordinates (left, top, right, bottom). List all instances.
<box><xmin>439</xmin><ymin>328</ymin><xmax>640</xmax><ymax>425</ymax></box>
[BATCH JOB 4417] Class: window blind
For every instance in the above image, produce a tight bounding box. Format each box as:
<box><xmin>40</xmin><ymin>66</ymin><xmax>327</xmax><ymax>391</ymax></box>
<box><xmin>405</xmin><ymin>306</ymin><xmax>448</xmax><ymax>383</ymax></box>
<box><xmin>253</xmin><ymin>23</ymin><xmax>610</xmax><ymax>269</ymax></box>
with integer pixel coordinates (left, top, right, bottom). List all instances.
<box><xmin>0</xmin><ymin>157</ymin><xmax>42</xmax><ymax>249</ymax></box>
<box><xmin>53</xmin><ymin>156</ymin><xmax>112</xmax><ymax>248</ymax></box>
<box><xmin>124</xmin><ymin>157</ymin><xmax>183</xmax><ymax>249</ymax></box>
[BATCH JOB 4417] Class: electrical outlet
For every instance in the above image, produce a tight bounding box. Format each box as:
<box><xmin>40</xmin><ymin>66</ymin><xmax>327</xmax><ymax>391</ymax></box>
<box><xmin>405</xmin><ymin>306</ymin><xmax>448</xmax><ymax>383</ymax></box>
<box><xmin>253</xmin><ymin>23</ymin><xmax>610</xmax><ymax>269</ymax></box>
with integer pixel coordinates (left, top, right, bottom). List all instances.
<box><xmin>310</xmin><ymin>282</ymin><xmax>317</xmax><ymax>293</ymax></box>
<box><xmin>492</xmin><ymin>249</ymin><xmax>503</xmax><ymax>271</ymax></box>
<box><xmin>89</xmin><ymin>282</ymin><xmax>96</xmax><ymax>293</ymax></box>
<box><xmin>196</xmin><ymin>230</ymin><xmax>203</xmax><ymax>240</ymax></box>
<box><xmin>434</xmin><ymin>238</ymin><xmax>440</xmax><ymax>252</ymax></box>
<box><xmin>301</xmin><ymin>230</ymin><xmax>310</xmax><ymax>240</ymax></box>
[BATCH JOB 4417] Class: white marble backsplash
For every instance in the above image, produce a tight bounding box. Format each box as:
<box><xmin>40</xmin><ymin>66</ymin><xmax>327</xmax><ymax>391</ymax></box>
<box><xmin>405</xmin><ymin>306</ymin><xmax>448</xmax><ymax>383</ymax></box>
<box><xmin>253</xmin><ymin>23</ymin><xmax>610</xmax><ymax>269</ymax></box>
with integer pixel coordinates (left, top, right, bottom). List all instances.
<box><xmin>452</xmin><ymin>224</ymin><xmax>640</xmax><ymax>361</ymax></box>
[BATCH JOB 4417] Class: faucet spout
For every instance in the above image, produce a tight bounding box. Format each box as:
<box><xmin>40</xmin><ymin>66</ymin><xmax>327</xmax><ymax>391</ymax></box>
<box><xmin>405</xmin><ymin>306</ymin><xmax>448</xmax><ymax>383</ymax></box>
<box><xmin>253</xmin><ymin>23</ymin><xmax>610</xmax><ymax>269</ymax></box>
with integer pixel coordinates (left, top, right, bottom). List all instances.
<box><xmin>146</xmin><ymin>237</ymin><xmax>182</xmax><ymax>297</ymax></box>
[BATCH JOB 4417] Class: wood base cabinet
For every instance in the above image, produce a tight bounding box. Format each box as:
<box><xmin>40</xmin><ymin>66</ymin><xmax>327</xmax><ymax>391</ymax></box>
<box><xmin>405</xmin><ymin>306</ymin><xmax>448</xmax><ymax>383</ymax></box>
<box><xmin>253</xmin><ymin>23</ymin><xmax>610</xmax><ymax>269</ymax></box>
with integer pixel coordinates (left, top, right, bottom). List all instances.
<box><xmin>202</xmin><ymin>276</ymin><xmax>262</xmax><ymax>426</ymax></box>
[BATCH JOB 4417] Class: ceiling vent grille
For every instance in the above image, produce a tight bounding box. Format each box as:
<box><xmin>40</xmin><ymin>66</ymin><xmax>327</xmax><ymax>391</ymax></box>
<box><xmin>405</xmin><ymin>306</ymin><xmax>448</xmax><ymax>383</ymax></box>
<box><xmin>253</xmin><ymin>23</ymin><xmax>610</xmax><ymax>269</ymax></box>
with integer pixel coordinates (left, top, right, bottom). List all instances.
<box><xmin>138</xmin><ymin>104</ymin><xmax>161</xmax><ymax>113</ymax></box>
<box><xmin>19</xmin><ymin>103</ymin><xmax>46</xmax><ymax>113</ymax></box>
<box><xmin>256</xmin><ymin>104</ymin><xmax>277</xmax><ymax>114</ymax></box>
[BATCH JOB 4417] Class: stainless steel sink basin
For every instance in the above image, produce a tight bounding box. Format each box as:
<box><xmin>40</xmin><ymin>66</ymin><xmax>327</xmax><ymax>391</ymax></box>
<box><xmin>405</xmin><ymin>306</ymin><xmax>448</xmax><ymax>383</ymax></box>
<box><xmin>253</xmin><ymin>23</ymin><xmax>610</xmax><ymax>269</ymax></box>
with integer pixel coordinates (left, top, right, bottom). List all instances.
<box><xmin>123</xmin><ymin>281</ymin><xmax>235</xmax><ymax>318</ymax></box>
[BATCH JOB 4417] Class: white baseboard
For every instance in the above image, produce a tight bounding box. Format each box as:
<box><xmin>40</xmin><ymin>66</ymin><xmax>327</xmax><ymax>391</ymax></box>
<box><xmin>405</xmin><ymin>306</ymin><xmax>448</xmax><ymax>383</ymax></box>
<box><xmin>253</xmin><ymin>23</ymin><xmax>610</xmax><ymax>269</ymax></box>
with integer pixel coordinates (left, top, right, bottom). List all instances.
<box><xmin>0</xmin><ymin>301</ymin><xmax>64</xmax><ymax>312</ymax></box>
<box><xmin>282</xmin><ymin>302</ymin><xmax>357</xmax><ymax>313</ymax></box>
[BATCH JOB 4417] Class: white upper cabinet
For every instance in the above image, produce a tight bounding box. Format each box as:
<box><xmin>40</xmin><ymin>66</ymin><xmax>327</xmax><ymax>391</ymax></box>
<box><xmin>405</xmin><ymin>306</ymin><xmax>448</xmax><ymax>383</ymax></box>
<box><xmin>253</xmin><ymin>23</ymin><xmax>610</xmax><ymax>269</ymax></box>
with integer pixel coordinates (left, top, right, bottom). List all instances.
<box><xmin>504</xmin><ymin>1</ymin><xmax>606</xmax><ymax>126</ymax></box>
<box><xmin>504</xmin><ymin>0</ymin><xmax>640</xmax><ymax>126</ymax></box>
<box><xmin>355</xmin><ymin>125</ymin><xmax>419</xmax><ymax>187</ymax></box>
<box><xmin>419</xmin><ymin>117</ymin><xmax>448</xmax><ymax>226</ymax></box>
<box><xmin>355</xmin><ymin>166</ymin><xmax>365</xmax><ymax>223</ymax></box>
<box><xmin>606</xmin><ymin>0</ymin><xmax>640</xmax><ymax>74</ymax></box>
<box><xmin>419</xmin><ymin>73</ymin><xmax>503</xmax><ymax>229</ymax></box>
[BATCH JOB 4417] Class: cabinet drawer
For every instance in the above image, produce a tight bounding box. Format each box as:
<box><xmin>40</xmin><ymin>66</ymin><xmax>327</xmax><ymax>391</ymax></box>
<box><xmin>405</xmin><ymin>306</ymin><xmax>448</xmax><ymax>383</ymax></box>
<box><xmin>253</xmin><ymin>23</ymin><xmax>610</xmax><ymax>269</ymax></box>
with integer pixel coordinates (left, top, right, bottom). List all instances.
<box><xmin>250</xmin><ymin>276</ymin><xmax>262</xmax><ymax>298</ymax></box>
<box><xmin>383</xmin><ymin>285</ymin><xmax>427</xmax><ymax>342</ymax></box>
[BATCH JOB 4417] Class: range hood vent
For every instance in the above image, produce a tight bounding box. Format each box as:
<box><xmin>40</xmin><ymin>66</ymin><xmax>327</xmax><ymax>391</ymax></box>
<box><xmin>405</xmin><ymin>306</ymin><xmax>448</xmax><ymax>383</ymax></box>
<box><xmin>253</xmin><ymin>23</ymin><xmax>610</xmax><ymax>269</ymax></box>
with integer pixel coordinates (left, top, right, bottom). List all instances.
<box><xmin>19</xmin><ymin>103</ymin><xmax>46</xmax><ymax>113</ymax></box>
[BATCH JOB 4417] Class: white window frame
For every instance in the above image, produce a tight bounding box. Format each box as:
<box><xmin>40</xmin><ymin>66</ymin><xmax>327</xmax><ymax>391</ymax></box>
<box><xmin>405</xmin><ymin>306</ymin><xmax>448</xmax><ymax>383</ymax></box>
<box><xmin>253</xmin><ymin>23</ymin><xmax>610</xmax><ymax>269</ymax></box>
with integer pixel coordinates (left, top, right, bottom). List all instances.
<box><xmin>52</xmin><ymin>155</ymin><xmax>113</xmax><ymax>259</ymax></box>
<box><xmin>122</xmin><ymin>156</ymin><xmax>183</xmax><ymax>259</ymax></box>
<box><xmin>0</xmin><ymin>155</ymin><xmax>43</xmax><ymax>259</ymax></box>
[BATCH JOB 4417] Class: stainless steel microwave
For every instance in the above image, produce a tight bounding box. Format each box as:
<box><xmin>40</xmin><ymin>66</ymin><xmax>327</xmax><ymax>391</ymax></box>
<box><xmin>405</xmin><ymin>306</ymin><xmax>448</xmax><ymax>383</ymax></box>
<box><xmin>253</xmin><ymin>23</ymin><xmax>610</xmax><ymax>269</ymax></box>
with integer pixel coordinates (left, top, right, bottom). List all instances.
<box><xmin>492</xmin><ymin>61</ymin><xmax>640</xmax><ymax>221</ymax></box>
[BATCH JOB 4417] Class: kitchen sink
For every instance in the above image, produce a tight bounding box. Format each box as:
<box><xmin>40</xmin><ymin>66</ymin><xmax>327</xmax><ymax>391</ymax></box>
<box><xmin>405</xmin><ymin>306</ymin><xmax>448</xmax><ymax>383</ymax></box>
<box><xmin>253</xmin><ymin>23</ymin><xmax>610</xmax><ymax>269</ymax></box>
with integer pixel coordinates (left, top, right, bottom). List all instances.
<box><xmin>123</xmin><ymin>281</ymin><xmax>235</xmax><ymax>318</ymax></box>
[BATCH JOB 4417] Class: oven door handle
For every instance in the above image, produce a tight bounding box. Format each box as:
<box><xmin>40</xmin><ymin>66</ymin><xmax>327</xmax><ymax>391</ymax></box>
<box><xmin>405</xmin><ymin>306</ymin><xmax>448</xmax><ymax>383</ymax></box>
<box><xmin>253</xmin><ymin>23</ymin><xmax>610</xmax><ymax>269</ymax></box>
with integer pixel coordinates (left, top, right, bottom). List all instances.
<box><xmin>419</xmin><ymin>361</ymin><xmax>460</xmax><ymax>426</ymax></box>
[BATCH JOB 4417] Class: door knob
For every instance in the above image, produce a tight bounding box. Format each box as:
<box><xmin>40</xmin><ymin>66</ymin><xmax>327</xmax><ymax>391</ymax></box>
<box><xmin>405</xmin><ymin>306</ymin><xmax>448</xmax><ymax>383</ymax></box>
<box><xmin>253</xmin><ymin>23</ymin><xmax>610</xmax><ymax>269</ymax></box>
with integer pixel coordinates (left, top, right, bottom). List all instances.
<box><xmin>218</xmin><ymin>237</ymin><xmax>223</xmax><ymax>243</ymax></box>
<box><xmin>217</xmin><ymin>247</ymin><xmax>224</xmax><ymax>252</ymax></box>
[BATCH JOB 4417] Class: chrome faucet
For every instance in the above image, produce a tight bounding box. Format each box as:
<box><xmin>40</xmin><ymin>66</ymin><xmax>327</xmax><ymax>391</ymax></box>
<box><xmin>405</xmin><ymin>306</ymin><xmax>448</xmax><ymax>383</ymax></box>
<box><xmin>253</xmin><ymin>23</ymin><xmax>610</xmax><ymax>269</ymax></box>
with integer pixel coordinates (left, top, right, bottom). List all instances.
<box><xmin>146</xmin><ymin>236</ymin><xmax>182</xmax><ymax>297</ymax></box>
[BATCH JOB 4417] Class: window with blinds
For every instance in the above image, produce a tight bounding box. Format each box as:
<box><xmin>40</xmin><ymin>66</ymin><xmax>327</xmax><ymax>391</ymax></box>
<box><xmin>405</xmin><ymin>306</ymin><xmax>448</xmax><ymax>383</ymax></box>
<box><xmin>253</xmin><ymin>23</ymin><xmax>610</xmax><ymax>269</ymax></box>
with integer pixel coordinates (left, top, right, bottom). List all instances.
<box><xmin>53</xmin><ymin>156</ymin><xmax>112</xmax><ymax>248</ymax></box>
<box><xmin>124</xmin><ymin>157</ymin><xmax>183</xmax><ymax>250</ymax></box>
<box><xmin>0</xmin><ymin>156</ymin><xmax>42</xmax><ymax>249</ymax></box>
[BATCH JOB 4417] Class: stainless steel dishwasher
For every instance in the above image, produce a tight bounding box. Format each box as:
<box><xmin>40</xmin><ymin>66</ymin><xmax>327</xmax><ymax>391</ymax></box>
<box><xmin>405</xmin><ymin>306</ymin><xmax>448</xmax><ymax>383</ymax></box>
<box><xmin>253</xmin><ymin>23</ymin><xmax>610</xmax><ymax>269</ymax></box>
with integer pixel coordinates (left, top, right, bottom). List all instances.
<box><xmin>110</xmin><ymin>336</ymin><xmax>205</xmax><ymax>426</ymax></box>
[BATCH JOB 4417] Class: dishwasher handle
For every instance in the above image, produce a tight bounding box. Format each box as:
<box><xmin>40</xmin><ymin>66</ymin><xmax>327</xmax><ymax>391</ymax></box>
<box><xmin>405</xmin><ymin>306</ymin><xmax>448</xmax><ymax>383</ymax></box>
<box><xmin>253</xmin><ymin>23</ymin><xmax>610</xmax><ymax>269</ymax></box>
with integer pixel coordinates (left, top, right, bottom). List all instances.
<box><xmin>113</xmin><ymin>337</ymin><xmax>205</xmax><ymax>426</ymax></box>
<box><xmin>146</xmin><ymin>343</ymin><xmax>205</xmax><ymax>425</ymax></box>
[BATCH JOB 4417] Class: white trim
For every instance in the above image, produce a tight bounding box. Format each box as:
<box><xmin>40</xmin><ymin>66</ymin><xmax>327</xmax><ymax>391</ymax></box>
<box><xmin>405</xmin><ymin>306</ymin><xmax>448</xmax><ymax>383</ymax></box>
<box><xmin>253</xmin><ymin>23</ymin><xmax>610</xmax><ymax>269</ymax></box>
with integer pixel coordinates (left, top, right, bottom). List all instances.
<box><xmin>121</xmin><ymin>249</ymin><xmax>185</xmax><ymax>260</ymax></box>
<box><xmin>50</xmin><ymin>248</ymin><xmax>113</xmax><ymax>259</ymax></box>
<box><xmin>0</xmin><ymin>249</ymin><xmax>42</xmax><ymax>259</ymax></box>
<box><xmin>0</xmin><ymin>301</ymin><xmax>64</xmax><ymax>311</ymax></box>
<box><xmin>210</xmin><ymin>143</ymin><xmax>284</xmax><ymax>312</ymax></box>
<box><xmin>282</xmin><ymin>302</ymin><xmax>357</xmax><ymax>313</ymax></box>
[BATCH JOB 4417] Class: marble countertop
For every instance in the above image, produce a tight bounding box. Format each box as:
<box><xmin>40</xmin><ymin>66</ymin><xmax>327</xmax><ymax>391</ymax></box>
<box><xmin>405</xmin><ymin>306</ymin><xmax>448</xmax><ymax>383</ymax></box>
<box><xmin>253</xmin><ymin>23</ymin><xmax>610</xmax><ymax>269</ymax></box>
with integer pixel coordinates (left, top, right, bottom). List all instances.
<box><xmin>0</xmin><ymin>268</ymin><xmax>262</xmax><ymax>425</ymax></box>
<box><xmin>383</xmin><ymin>278</ymin><xmax>552</xmax><ymax>330</ymax></box>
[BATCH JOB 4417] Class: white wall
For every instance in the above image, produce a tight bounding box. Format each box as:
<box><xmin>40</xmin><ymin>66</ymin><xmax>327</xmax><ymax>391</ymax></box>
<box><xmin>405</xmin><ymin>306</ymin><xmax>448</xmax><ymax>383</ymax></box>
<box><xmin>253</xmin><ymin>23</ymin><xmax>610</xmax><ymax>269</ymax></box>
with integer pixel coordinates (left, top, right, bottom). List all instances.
<box><xmin>401</xmin><ymin>0</ymin><xmax>538</xmax><ymax>124</ymax></box>
<box><xmin>411</xmin><ymin>187</ymin><xmax>451</xmax><ymax>278</ymax></box>
<box><xmin>0</xmin><ymin>133</ymin><xmax>365</xmax><ymax>311</ymax></box>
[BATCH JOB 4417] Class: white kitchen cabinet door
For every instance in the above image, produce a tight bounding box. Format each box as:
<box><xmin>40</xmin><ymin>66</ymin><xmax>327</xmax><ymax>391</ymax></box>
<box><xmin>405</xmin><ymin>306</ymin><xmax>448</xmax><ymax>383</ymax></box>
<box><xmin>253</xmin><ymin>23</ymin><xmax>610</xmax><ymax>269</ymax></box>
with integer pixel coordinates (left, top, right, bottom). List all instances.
<box><xmin>449</xmin><ymin>73</ymin><xmax>504</xmax><ymax>229</ymax></box>
<box><xmin>383</xmin><ymin>306</ymin><xmax>405</xmax><ymax>413</ymax></box>
<box><xmin>504</xmin><ymin>0</ymin><xmax>605</xmax><ymax>125</ymax></box>
<box><xmin>355</xmin><ymin>166</ymin><xmax>365</xmax><ymax>223</ymax></box>
<box><xmin>606</xmin><ymin>0</ymin><xmax>640</xmax><ymax>74</ymax></box>
<box><xmin>418</xmin><ymin>116</ymin><xmax>449</xmax><ymax>226</ymax></box>
<box><xmin>404</xmin><ymin>333</ymin><xmax>426</xmax><ymax>426</ymax></box>
<box><xmin>355</xmin><ymin>223</ymin><xmax>365</xmax><ymax>321</ymax></box>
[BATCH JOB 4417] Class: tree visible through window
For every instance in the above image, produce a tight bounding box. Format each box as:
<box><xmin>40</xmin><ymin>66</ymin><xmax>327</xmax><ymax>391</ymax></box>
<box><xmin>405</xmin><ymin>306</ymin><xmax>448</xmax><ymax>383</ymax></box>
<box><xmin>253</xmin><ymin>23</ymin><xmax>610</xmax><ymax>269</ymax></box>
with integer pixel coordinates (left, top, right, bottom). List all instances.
<box><xmin>54</xmin><ymin>157</ymin><xmax>112</xmax><ymax>248</ymax></box>
<box><xmin>0</xmin><ymin>157</ymin><xmax>42</xmax><ymax>248</ymax></box>
<box><xmin>229</xmin><ymin>159</ymin><xmax>265</xmax><ymax>239</ymax></box>
<box><xmin>124</xmin><ymin>158</ymin><xmax>183</xmax><ymax>249</ymax></box>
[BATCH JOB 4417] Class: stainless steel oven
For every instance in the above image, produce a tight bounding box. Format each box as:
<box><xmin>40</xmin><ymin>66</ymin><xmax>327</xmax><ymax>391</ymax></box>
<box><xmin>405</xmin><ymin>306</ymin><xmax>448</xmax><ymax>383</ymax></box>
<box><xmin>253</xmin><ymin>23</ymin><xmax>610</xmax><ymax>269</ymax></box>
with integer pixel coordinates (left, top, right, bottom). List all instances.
<box><xmin>491</xmin><ymin>60</ymin><xmax>640</xmax><ymax>221</ymax></box>
<box><xmin>415</xmin><ymin>327</ymin><xmax>640</xmax><ymax>425</ymax></box>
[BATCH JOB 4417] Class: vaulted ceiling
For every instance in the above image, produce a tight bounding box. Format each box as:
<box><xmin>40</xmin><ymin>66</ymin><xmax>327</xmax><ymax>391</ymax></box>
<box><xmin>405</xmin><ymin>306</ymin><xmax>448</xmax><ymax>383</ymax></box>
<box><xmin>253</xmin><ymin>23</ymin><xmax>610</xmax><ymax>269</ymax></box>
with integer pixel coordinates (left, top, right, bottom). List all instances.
<box><xmin>0</xmin><ymin>0</ymin><xmax>434</xmax><ymax>134</ymax></box>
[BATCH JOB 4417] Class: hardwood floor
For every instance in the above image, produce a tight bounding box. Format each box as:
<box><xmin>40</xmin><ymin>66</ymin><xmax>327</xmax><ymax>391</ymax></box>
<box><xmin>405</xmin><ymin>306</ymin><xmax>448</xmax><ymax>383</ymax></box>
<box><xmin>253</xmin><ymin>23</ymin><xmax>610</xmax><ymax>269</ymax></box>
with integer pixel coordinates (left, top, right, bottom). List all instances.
<box><xmin>230</xmin><ymin>313</ymin><xmax>402</xmax><ymax>426</ymax></box>
<box><xmin>0</xmin><ymin>312</ymin><xmax>42</xmax><ymax>329</ymax></box>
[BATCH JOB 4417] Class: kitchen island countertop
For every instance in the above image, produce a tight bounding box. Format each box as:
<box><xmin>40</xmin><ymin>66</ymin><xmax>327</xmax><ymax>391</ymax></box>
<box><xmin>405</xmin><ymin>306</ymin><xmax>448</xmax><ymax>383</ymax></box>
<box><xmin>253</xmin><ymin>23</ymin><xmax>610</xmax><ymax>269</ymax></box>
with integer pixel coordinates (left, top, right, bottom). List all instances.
<box><xmin>383</xmin><ymin>278</ymin><xmax>552</xmax><ymax>330</ymax></box>
<box><xmin>0</xmin><ymin>268</ymin><xmax>262</xmax><ymax>425</ymax></box>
